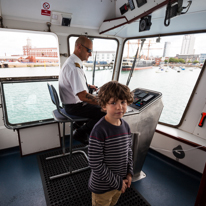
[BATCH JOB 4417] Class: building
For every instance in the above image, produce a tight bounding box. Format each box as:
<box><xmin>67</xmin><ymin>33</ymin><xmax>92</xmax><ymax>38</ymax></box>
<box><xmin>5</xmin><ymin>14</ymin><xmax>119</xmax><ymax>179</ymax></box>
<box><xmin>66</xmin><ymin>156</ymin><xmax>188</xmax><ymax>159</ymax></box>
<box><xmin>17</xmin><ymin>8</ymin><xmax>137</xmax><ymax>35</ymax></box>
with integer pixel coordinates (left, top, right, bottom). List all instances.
<box><xmin>23</xmin><ymin>38</ymin><xmax>58</xmax><ymax>57</ymax></box>
<box><xmin>180</xmin><ymin>35</ymin><xmax>195</xmax><ymax>55</ymax></box>
<box><xmin>163</xmin><ymin>42</ymin><xmax>171</xmax><ymax>57</ymax></box>
<box><xmin>199</xmin><ymin>53</ymin><xmax>206</xmax><ymax>63</ymax></box>
<box><xmin>176</xmin><ymin>54</ymin><xmax>199</xmax><ymax>62</ymax></box>
<box><xmin>0</xmin><ymin>55</ymin><xmax>28</xmax><ymax>62</ymax></box>
<box><xmin>35</xmin><ymin>57</ymin><xmax>59</xmax><ymax>63</ymax></box>
<box><xmin>155</xmin><ymin>58</ymin><xmax>161</xmax><ymax>65</ymax></box>
<box><xmin>88</xmin><ymin>51</ymin><xmax>115</xmax><ymax>63</ymax></box>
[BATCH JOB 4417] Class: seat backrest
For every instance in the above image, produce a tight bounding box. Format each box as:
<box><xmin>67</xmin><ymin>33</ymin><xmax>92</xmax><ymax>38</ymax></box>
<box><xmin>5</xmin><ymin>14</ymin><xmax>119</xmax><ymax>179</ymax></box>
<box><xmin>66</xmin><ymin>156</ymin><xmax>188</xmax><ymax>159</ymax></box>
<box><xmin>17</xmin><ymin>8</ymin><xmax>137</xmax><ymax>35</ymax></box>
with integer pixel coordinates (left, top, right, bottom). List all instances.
<box><xmin>48</xmin><ymin>83</ymin><xmax>90</xmax><ymax>124</ymax></box>
<box><xmin>47</xmin><ymin>83</ymin><xmax>56</xmax><ymax>105</ymax></box>
<box><xmin>50</xmin><ymin>84</ymin><xmax>62</xmax><ymax>113</ymax></box>
<box><xmin>47</xmin><ymin>83</ymin><xmax>63</xmax><ymax>109</ymax></box>
<box><xmin>47</xmin><ymin>83</ymin><xmax>74</xmax><ymax>122</ymax></box>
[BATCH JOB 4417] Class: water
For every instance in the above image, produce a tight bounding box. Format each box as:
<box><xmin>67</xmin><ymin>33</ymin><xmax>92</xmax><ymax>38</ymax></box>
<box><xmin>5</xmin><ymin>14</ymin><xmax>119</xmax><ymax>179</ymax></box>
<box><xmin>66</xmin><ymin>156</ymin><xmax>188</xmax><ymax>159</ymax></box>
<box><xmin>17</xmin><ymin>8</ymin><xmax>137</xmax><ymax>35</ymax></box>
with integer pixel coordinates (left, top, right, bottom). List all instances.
<box><xmin>119</xmin><ymin>66</ymin><xmax>201</xmax><ymax>125</ymax></box>
<box><xmin>3</xmin><ymin>81</ymin><xmax>59</xmax><ymax>125</ymax></box>
<box><xmin>0</xmin><ymin>66</ymin><xmax>60</xmax><ymax>78</ymax></box>
<box><xmin>1</xmin><ymin>66</ymin><xmax>201</xmax><ymax>126</ymax></box>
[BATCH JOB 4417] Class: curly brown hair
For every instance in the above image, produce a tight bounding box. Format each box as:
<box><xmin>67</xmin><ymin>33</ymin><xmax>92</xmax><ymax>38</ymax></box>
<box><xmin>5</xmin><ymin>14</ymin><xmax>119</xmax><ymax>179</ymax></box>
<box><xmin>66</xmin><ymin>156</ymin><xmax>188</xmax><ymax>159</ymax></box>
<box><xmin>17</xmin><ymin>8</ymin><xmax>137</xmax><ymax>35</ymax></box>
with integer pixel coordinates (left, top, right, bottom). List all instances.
<box><xmin>98</xmin><ymin>81</ymin><xmax>133</xmax><ymax>108</ymax></box>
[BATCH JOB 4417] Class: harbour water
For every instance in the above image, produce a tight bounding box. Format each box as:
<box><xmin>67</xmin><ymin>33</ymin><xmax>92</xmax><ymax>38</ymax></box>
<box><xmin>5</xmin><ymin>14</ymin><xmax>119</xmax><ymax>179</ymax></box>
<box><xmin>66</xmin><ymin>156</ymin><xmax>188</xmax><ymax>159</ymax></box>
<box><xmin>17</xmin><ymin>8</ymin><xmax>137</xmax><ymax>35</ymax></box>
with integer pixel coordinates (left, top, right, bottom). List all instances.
<box><xmin>0</xmin><ymin>66</ymin><xmax>201</xmax><ymax>126</ymax></box>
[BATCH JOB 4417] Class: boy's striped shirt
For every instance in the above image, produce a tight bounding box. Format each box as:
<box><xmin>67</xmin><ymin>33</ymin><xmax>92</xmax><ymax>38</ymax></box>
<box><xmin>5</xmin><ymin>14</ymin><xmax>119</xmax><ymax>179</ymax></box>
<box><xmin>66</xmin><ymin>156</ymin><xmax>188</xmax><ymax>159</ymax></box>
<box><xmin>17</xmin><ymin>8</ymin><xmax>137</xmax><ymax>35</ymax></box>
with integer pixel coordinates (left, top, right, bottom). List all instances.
<box><xmin>88</xmin><ymin>117</ymin><xmax>133</xmax><ymax>194</ymax></box>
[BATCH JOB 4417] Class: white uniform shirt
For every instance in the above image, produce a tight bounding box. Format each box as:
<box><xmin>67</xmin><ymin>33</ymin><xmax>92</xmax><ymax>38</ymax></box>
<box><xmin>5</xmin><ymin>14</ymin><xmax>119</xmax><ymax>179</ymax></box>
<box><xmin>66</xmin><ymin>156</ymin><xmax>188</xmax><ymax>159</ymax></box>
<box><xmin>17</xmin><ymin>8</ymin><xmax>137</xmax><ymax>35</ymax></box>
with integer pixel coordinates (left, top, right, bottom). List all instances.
<box><xmin>59</xmin><ymin>54</ymin><xmax>88</xmax><ymax>104</ymax></box>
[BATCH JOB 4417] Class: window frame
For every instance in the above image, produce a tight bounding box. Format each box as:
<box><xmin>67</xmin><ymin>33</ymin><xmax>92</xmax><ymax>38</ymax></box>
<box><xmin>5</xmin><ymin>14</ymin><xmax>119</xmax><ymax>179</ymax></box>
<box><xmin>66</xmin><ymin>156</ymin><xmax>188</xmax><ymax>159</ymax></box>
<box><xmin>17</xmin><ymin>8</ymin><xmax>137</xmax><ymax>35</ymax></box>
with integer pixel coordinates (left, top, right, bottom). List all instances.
<box><xmin>117</xmin><ymin>29</ymin><xmax>206</xmax><ymax>128</ymax></box>
<box><xmin>67</xmin><ymin>34</ymin><xmax>120</xmax><ymax>80</ymax></box>
<box><xmin>0</xmin><ymin>79</ymin><xmax>58</xmax><ymax>129</ymax></box>
<box><xmin>0</xmin><ymin>28</ymin><xmax>60</xmax><ymax>82</ymax></box>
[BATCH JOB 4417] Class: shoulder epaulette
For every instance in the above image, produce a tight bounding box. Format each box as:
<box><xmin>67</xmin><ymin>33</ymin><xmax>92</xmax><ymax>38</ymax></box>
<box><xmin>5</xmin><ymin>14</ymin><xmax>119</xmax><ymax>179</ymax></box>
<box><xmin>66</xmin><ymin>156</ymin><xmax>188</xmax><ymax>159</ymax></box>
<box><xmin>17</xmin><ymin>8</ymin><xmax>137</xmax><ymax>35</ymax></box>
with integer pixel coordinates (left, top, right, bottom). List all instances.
<box><xmin>75</xmin><ymin>62</ymin><xmax>81</xmax><ymax>68</ymax></box>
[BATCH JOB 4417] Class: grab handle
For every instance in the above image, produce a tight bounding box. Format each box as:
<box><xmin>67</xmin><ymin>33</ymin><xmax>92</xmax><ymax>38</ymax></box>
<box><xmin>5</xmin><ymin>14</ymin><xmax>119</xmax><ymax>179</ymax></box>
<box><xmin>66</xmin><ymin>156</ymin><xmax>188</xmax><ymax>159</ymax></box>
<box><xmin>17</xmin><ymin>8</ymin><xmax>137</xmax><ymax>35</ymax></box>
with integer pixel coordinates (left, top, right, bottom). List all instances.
<box><xmin>198</xmin><ymin>112</ymin><xmax>206</xmax><ymax>127</ymax></box>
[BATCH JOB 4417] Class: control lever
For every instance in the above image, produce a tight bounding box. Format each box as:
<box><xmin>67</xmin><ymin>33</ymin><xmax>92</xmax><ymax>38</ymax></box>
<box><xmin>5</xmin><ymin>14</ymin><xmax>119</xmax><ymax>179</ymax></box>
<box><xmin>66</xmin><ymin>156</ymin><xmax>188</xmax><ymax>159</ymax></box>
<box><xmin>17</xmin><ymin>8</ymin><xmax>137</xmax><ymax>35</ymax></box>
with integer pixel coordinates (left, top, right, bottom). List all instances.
<box><xmin>89</xmin><ymin>86</ymin><xmax>98</xmax><ymax>94</ymax></box>
<box><xmin>198</xmin><ymin>112</ymin><xmax>206</xmax><ymax>127</ymax></box>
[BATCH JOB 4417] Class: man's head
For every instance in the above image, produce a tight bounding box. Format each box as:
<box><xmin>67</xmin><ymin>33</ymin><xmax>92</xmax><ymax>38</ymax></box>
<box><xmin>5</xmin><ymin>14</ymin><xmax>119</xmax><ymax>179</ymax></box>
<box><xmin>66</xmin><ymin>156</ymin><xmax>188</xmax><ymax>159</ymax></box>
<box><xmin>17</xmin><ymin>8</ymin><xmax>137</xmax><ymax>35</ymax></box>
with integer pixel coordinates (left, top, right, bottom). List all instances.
<box><xmin>74</xmin><ymin>36</ymin><xmax>92</xmax><ymax>61</ymax></box>
<box><xmin>98</xmin><ymin>81</ymin><xmax>133</xmax><ymax>109</ymax></box>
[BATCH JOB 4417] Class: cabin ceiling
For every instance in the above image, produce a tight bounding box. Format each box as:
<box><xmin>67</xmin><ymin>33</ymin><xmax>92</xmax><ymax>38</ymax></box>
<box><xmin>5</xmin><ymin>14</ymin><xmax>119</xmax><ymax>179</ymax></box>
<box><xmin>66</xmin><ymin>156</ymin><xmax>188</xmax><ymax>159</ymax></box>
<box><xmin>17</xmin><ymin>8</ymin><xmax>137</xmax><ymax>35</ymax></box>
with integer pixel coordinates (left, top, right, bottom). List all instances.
<box><xmin>0</xmin><ymin>0</ymin><xmax>206</xmax><ymax>38</ymax></box>
<box><xmin>102</xmin><ymin>0</ymin><xmax>206</xmax><ymax>38</ymax></box>
<box><xmin>0</xmin><ymin>0</ymin><xmax>116</xmax><ymax>29</ymax></box>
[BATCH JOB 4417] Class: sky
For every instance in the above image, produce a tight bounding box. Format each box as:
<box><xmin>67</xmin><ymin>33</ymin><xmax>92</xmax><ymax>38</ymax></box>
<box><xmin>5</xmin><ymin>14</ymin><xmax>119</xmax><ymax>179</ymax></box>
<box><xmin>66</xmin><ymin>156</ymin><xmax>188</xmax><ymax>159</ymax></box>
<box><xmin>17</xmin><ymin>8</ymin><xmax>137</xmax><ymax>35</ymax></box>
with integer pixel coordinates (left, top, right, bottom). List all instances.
<box><xmin>124</xmin><ymin>33</ymin><xmax>206</xmax><ymax>58</ymax></box>
<box><xmin>0</xmin><ymin>30</ymin><xmax>205</xmax><ymax>58</ymax></box>
<box><xmin>0</xmin><ymin>30</ymin><xmax>58</xmax><ymax>56</ymax></box>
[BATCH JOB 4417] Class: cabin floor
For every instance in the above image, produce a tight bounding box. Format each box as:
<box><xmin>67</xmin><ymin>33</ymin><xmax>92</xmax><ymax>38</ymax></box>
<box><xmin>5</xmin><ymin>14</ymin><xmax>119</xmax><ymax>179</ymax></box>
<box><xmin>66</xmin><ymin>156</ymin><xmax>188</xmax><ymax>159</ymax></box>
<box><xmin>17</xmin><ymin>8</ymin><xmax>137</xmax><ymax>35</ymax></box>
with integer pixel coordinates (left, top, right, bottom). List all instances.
<box><xmin>0</xmin><ymin>137</ymin><xmax>201</xmax><ymax>206</ymax></box>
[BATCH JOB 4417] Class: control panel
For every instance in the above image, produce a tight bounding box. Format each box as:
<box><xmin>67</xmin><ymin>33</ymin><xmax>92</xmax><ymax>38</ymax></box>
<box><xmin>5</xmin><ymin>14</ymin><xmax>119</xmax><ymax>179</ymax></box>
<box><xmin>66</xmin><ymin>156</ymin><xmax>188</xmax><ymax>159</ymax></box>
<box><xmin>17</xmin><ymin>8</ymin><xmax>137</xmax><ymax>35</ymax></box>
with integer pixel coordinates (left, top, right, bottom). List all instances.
<box><xmin>129</xmin><ymin>88</ymin><xmax>162</xmax><ymax>112</ymax></box>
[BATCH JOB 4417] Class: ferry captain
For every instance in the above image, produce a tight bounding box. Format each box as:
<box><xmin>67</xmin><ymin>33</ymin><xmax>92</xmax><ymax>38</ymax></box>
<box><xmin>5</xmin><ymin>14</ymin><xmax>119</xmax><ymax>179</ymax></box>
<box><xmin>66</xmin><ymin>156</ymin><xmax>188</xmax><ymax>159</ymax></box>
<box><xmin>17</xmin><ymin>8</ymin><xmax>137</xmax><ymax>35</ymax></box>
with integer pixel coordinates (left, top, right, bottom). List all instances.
<box><xmin>59</xmin><ymin>36</ymin><xmax>105</xmax><ymax>144</ymax></box>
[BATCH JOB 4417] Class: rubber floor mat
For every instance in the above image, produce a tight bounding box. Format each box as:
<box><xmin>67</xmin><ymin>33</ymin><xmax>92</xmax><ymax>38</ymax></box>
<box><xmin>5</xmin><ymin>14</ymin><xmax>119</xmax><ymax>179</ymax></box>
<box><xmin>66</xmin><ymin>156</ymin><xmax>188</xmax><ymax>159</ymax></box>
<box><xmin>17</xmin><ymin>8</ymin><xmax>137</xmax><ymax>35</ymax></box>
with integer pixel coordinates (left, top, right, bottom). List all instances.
<box><xmin>37</xmin><ymin>145</ymin><xmax>151</xmax><ymax>206</ymax></box>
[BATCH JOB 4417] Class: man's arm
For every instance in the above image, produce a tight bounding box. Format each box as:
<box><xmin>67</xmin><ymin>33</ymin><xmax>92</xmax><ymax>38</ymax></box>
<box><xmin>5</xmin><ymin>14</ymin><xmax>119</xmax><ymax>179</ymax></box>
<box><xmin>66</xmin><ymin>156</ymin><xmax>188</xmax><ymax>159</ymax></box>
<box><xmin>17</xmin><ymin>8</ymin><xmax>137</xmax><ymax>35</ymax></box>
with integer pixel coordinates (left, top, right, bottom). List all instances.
<box><xmin>77</xmin><ymin>90</ymin><xmax>98</xmax><ymax>105</ymax></box>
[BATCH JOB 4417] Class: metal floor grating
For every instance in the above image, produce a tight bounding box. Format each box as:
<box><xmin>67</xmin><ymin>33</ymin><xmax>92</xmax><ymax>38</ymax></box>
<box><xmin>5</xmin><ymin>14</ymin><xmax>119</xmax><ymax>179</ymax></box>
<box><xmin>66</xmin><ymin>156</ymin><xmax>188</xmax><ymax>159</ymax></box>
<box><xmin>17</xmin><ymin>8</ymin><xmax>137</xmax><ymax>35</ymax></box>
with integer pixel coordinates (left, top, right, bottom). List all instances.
<box><xmin>37</xmin><ymin>145</ymin><xmax>151</xmax><ymax>206</ymax></box>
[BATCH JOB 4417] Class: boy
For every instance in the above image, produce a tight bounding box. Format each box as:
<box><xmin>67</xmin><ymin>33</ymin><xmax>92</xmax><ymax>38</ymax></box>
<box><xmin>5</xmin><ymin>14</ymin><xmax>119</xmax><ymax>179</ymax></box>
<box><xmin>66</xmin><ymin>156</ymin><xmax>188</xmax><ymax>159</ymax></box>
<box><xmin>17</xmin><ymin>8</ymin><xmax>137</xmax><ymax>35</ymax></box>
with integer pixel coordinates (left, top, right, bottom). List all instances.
<box><xmin>88</xmin><ymin>81</ymin><xmax>134</xmax><ymax>206</ymax></box>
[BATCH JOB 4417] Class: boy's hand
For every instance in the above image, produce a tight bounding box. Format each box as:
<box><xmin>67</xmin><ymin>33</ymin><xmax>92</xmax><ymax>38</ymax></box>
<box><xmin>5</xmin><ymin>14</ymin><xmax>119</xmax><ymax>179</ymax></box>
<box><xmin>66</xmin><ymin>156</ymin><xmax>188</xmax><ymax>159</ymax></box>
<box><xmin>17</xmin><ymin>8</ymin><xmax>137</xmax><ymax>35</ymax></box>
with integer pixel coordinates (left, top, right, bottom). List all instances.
<box><xmin>126</xmin><ymin>173</ymin><xmax>132</xmax><ymax>188</ymax></box>
<box><xmin>121</xmin><ymin>179</ymin><xmax>128</xmax><ymax>193</ymax></box>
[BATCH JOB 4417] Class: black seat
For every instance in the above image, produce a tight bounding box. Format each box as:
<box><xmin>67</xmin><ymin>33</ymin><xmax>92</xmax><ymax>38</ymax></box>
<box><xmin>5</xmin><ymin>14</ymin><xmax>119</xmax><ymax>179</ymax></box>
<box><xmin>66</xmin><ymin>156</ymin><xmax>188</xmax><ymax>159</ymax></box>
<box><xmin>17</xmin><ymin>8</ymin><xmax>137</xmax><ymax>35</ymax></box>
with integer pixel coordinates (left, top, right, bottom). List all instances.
<box><xmin>47</xmin><ymin>83</ymin><xmax>90</xmax><ymax>180</ymax></box>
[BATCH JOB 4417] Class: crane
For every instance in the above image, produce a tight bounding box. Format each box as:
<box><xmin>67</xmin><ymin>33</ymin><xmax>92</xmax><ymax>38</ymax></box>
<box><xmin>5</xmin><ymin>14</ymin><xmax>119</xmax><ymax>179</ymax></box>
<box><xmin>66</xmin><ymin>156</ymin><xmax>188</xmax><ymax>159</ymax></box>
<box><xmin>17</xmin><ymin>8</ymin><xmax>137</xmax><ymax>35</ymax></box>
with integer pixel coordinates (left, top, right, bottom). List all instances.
<box><xmin>126</xmin><ymin>40</ymin><xmax>162</xmax><ymax>60</ymax></box>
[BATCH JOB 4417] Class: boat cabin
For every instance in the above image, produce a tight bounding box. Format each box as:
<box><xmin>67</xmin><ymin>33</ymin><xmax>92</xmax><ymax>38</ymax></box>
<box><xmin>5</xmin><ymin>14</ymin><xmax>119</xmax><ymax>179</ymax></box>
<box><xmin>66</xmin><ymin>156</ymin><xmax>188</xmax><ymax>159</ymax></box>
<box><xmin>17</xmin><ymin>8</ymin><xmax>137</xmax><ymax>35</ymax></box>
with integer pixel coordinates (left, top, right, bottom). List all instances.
<box><xmin>0</xmin><ymin>0</ymin><xmax>206</xmax><ymax>205</ymax></box>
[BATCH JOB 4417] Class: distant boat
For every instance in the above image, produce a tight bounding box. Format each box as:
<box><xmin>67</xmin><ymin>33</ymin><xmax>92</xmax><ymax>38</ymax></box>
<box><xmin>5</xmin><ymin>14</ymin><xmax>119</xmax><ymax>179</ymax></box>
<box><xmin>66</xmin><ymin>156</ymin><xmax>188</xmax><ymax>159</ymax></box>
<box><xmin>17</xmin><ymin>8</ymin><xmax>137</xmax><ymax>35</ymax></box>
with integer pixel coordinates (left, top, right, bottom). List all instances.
<box><xmin>172</xmin><ymin>66</ymin><xmax>181</xmax><ymax>72</ymax></box>
<box><xmin>122</xmin><ymin>59</ymin><xmax>153</xmax><ymax>71</ymax></box>
<box><xmin>165</xmin><ymin>67</ymin><xmax>170</xmax><ymax>72</ymax></box>
<box><xmin>156</xmin><ymin>67</ymin><xmax>164</xmax><ymax>73</ymax></box>
<box><xmin>176</xmin><ymin>67</ymin><xmax>181</xmax><ymax>72</ymax></box>
<box><xmin>155</xmin><ymin>65</ymin><xmax>165</xmax><ymax>73</ymax></box>
<box><xmin>180</xmin><ymin>66</ymin><xmax>185</xmax><ymax>70</ymax></box>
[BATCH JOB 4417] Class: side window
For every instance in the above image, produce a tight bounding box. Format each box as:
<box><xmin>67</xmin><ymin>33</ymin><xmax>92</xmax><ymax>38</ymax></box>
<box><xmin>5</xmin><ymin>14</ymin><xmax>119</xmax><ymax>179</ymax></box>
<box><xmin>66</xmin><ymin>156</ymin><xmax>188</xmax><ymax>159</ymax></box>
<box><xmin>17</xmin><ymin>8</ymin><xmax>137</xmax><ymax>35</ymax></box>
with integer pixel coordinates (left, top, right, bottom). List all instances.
<box><xmin>0</xmin><ymin>29</ymin><xmax>60</xmax><ymax>128</ymax></box>
<box><xmin>119</xmin><ymin>34</ymin><xmax>205</xmax><ymax>125</ymax></box>
<box><xmin>0</xmin><ymin>29</ymin><xmax>60</xmax><ymax>78</ymax></box>
<box><xmin>1</xmin><ymin>80</ymin><xmax>59</xmax><ymax>128</ymax></box>
<box><xmin>68</xmin><ymin>36</ymin><xmax>118</xmax><ymax>87</ymax></box>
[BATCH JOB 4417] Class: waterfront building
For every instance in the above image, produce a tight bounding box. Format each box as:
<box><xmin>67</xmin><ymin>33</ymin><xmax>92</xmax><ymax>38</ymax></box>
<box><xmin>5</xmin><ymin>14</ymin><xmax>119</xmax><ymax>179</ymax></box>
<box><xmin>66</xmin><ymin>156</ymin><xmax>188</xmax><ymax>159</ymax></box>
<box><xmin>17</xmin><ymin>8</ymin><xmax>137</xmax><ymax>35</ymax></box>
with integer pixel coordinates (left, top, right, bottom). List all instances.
<box><xmin>23</xmin><ymin>38</ymin><xmax>58</xmax><ymax>57</ymax></box>
<box><xmin>176</xmin><ymin>54</ymin><xmax>199</xmax><ymax>62</ymax></box>
<box><xmin>163</xmin><ymin>42</ymin><xmax>171</xmax><ymax>57</ymax></box>
<box><xmin>155</xmin><ymin>57</ymin><xmax>161</xmax><ymax>65</ymax></box>
<box><xmin>180</xmin><ymin>35</ymin><xmax>195</xmax><ymax>55</ymax></box>
<box><xmin>199</xmin><ymin>53</ymin><xmax>206</xmax><ymax>63</ymax></box>
<box><xmin>88</xmin><ymin>51</ymin><xmax>115</xmax><ymax>63</ymax></box>
<box><xmin>0</xmin><ymin>55</ymin><xmax>28</xmax><ymax>62</ymax></box>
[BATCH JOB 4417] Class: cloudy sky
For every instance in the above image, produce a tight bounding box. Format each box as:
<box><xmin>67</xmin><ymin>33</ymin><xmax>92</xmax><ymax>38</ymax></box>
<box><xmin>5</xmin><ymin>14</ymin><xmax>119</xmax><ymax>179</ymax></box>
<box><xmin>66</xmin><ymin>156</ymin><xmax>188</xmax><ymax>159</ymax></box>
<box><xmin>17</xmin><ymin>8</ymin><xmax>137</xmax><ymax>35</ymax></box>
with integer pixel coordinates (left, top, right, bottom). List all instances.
<box><xmin>0</xmin><ymin>30</ymin><xmax>205</xmax><ymax>58</ymax></box>
<box><xmin>0</xmin><ymin>30</ymin><xmax>58</xmax><ymax>56</ymax></box>
<box><xmin>124</xmin><ymin>33</ymin><xmax>206</xmax><ymax>58</ymax></box>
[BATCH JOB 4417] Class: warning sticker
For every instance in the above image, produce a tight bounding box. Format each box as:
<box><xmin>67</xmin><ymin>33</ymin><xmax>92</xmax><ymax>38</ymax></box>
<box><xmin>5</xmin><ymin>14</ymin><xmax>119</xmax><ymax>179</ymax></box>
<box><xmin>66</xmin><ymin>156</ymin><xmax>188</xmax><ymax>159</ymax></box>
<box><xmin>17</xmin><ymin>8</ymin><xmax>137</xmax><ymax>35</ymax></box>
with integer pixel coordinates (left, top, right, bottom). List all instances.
<box><xmin>43</xmin><ymin>2</ymin><xmax>50</xmax><ymax>10</ymax></box>
<box><xmin>41</xmin><ymin>10</ymin><xmax>51</xmax><ymax>16</ymax></box>
<box><xmin>41</xmin><ymin>2</ymin><xmax>51</xmax><ymax>16</ymax></box>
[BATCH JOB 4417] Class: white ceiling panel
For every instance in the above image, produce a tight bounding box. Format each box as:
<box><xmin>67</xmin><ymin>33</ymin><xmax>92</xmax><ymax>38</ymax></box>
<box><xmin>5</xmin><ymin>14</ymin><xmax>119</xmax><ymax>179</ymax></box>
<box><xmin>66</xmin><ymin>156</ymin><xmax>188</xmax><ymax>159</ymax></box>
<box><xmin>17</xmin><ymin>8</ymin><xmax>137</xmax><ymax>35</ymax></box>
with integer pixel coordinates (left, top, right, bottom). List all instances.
<box><xmin>104</xmin><ymin>0</ymin><xmax>206</xmax><ymax>38</ymax></box>
<box><xmin>0</xmin><ymin>0</ymin><xmax>116</xmax><ymax>29</ymax></box>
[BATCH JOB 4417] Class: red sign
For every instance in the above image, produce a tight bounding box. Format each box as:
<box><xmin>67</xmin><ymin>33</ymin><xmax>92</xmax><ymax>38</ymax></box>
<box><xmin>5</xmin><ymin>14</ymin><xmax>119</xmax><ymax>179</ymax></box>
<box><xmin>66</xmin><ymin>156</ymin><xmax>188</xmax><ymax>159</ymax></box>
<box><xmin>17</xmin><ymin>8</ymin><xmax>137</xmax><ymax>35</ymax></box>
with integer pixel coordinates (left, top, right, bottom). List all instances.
<box><xmin>43</xmin><ymin>2</ymin><xmax>50</xmax><ymax>10</ymax></box>
<box><xmin>41</xmin><ymin>9</ymin><xmax>51</xmax><ymax>16</ymax></box>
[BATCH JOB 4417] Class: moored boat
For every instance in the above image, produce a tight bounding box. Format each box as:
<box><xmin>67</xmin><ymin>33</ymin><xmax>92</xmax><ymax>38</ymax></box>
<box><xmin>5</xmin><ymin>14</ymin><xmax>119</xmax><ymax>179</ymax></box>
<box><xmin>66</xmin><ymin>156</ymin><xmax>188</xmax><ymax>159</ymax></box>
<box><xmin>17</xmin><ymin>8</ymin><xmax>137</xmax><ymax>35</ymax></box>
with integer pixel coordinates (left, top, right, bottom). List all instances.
<box><xmin>122</xmin><ymin>59</ymin><xmax>154</xmax><ymax>71</ymax></box>
<box><xmin>155</xmin><ymin>67</ymin><xmax>164</xmax><ymax>73</ymax></box>
<box><xmin>122</xmin><ymin>65</ymin><xmax>153</xmax><ymax>71</ymax></box>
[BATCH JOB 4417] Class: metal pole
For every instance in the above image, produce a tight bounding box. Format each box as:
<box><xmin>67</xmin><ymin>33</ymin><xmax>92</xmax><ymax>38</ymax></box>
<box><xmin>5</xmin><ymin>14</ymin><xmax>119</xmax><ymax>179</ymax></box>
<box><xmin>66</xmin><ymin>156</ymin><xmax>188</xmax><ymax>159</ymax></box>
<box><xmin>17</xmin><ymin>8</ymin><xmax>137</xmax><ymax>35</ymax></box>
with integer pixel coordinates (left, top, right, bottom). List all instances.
<box><xmin>92</xmin><ymin>52</ymin><xmax>97</xmax><ymax>85</ymax></box>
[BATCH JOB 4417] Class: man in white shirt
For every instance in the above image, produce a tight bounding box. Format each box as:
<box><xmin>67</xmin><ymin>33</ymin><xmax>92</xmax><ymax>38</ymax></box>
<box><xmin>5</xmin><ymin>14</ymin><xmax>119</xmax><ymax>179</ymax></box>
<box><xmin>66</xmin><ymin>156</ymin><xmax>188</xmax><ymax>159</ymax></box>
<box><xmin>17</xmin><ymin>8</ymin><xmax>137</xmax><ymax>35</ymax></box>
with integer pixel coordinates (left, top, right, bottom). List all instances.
<box><xmin>59</xmin><ymin>36</ymin><xmax>105</xmax><ymax>144</ymax></box>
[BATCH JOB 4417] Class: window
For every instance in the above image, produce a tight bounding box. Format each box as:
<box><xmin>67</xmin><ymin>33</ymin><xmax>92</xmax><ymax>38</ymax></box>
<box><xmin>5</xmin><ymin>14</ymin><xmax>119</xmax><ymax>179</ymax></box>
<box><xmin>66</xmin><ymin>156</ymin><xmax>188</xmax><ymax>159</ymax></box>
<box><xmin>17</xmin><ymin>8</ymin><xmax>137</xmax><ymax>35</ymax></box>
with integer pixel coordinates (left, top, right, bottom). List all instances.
<box><xmin>69</xmin><ymin>36</ymin><xmax>118</xmax><ymax>87</ymax></box>
<box><xmin>0</xmin><ymin>29</ymin><xmax>60</xmax><ymax>78</ymax></box>
<box><xmin>1</xmin><ymin>80</ymin><xmax>59</xmax><ymax>128</ymax></box>
<box><xmin>119</xmin><ymin>33</ymin><xmax>205</xmax><ymax>125</ymax></box>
